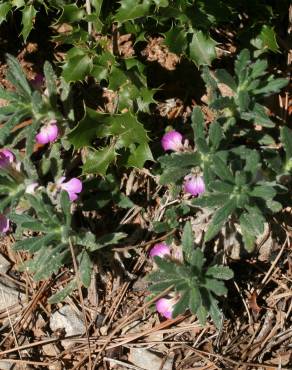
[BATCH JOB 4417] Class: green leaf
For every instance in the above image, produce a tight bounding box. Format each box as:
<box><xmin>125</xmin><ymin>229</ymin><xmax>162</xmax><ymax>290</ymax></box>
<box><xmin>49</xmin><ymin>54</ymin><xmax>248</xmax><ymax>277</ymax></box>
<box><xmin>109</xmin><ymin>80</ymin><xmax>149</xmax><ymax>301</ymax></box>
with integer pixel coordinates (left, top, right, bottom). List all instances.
<box><xmin>58</xmin><ymin>4</ymin><xmax>85</xmax><ymax>23</ymax></box>
<box><xmin>159</xmin><ymin>167</ymin><xmax>190</xmax><ymax>185</ymax></box>
<box><xmin>87</xmin><ymin>232</ymin><xmax>127</xmax><ymax>251</ymax></box>
<box><xmin>43</xmin><ymin>61</ymin><xmax>58</xmax><ymax>108</ymax></box>
<box><xmin>250</xmin><ymin>185</ymin><xmax>276</xmax><ymax>200</ymax></box>
<box><xmin>126</xmin><ymin>142</ymin><xmax>153</xmax><ymax>168</ymax></box>
<box><xmin>62</xmin><ymin>53</ymin><xmax>92</xmax><ymax>83</ymax></box>
<box><xmin>82</xmin><ymin>146</ymin><xmax>116</xmax><ymax>176</ymax></box>
<box><xmin>60</xmin><ymin>191</ymin><xmax>71</xmax><ymax>227</ymax></box>
<box><xmin>13</xmin><ymin>233</ymin><xmax>59</xmax><ymax>252</ymax></box>
<box><xmin>192</xmin><ymin>193</ymin><xmax>229</xmax><ymax>208</ymax></box>
<box><xmin>209</xmin><ymin>180</ymin><xmax>234</xmax><ymax>193</ymax></box>
<box><xmin>21</xmin><ymin>5</ymin><xmax>37</xmax><ymax>41</ymax></box>
<box><xmin>78</xmin><ymin>250</ymin><xmax>92</xmax><ymax>288</ymax></box>
<box><xmin>189</xmin><ymin>30</ymin><xmax>217</xmax><ymax>67</ymax></box>
<box><xmin>281</xmin><ymin>127</ymin><xmax>292</xmax><ymax>160</ymax></box>
<box><xmin>172</xmin><ymin>290</ymin><xmax>190</xmax><ymax>318</ymax></box>
<box><xmin>235</xmin><ymin>49</ymin><xmax>250</xmax><ymax>85</ymax></box>
<box><xmin>159</xmin><ymin>152</ymin><xmax>200</xmax><ymax>169</ymax></box>
<box><xmin>115</xmin><ymin>0</ymin><xmax>151</xmax><ymax>22</ymax></box>
<box><xmin>6</xmin><ymin>54</ymin><xmax>31</xmax><ymax>98</ymax></box>
<box><xmin>209</xmin><ymin>122</ymin><xmax>223</xmax><ymax>150</ymax></box>
<box><xmin>196</xmin><ymin>304</ymin><xmax>208</xmax><ymax>326</ymax></box>
<box><xmin>206</xmin><ymin>265</ymin><xmax>234</xmax><ymax>280</ymax></box>
<box><xmin>256</xmin><ymin>25</ymin><xmax>279</xmax><ymax>53</ymax></box>
<box><xmin>48</xmin><ymin>280</ymin><xmax>77</xmax><ymax>304</ymax></box>
<box><xmin>190</xmin><ymin>249</ymin><xmax>205</xmax><ymax>271</ymax></box>
<box><xmin>240</xmin><ymin>211</ymin><xmax>265</xmax><ymax>235</ymax></box>
<box><xmin>205</xmin><ymin>197</ymin><xmax>237</xmax><ymax>242</ymax></box>
<box><xmin>204</xmin><ymin>278</ymin><xmax>227</xmax><ymax>296</ymax></box>
<box><xmin>239</xmin><ymin>216</ymin><xmax>256</xmax><ymax>252</ymax></box>
<box><xmin>212</xmin><ymin>156</ymin><xmax>234</xmax><ymax>182</ymax></box>
<box><xmin>189</xmin><ymin>286</ymin><xmax>202</xmax><ymax>314</ymax></box>
<box><xmin>182</xmin><ymin>222</ymin><xmax>193</xmax><ymax>262</ymax></box>
<box><xmin>209</xmin><ymin>299</ymin><xmax>222</xmax><ymax>329</ymax></box>
<box><xmin>191</xmin><ymin>106</ymin><xmax>205</xmax><ymax>141</ymax></box>
<box><xmin>254</xmin><ymin>78</ymin><xmax>288</xmax><ymax>96</ymax></box>
<box><xmin>0</xmin><ymin>3</ymin><xmax>11</xmax><ymax>24</ymax></box>
<box><xmin>164</xmin><ymin>27</ymin><xmax>187</xmax><ymax>55</ymax></box>
<box><xmin>215</xmin><ymin>69</ymin><xmax>237</xmax><ymax>91</ymax></box>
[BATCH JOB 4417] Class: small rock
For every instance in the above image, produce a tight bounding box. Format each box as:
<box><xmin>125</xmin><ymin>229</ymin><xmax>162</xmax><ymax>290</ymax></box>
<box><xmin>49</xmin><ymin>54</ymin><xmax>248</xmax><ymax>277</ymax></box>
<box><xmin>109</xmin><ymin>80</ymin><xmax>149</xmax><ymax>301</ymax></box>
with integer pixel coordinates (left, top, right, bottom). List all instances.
<box><xmin>128</xmin><ymin>348</ymin><xmax>173</xmax><ymax>370</ymax></box>
<box><xmin>0</xmin><ymin>253</ymin><xmax>11</xmax><ymax>274</ymax></box>
<box><xmin>50</xmin><ymin>305</ymin><xmax>85</xmax><ymax>348</ymax></box>
<box><xmin>0</xmin><ymin>279</ymin><xmax>24</xmax><ymax>311</ymax></box>
<box><xmin>0</xmin><ymin>360</ymin><xmax>13</xmax><ymax>370</ymax></box>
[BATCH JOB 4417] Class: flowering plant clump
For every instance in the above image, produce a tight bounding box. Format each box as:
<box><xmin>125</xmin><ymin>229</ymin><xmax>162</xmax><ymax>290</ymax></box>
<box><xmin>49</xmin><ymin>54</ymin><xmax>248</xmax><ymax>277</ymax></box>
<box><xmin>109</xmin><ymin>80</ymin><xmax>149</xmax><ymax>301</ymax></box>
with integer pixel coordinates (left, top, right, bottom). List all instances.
<box><xmin>0</xmin><ymin>0</ymin><xmax>289</xmax><ymax>337</ymax></box>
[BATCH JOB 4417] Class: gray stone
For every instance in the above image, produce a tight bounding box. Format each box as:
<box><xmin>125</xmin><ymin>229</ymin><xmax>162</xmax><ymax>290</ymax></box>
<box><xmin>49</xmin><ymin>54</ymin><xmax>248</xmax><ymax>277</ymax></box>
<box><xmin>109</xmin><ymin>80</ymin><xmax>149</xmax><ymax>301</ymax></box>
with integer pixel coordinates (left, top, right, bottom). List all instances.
<box><xmin>128</xmin><ymin>348</ymin><xmax>173</xmax><ymax>370</ymax></box>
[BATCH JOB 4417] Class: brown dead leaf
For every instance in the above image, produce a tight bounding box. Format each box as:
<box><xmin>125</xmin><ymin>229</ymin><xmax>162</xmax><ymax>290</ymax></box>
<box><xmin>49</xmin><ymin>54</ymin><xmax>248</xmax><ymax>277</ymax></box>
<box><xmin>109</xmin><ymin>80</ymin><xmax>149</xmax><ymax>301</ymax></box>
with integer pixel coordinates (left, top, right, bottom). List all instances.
<box><xmin>248</xmin><ymin>292</ymin><xmax>261</xmax><ymax>318</ymax></box>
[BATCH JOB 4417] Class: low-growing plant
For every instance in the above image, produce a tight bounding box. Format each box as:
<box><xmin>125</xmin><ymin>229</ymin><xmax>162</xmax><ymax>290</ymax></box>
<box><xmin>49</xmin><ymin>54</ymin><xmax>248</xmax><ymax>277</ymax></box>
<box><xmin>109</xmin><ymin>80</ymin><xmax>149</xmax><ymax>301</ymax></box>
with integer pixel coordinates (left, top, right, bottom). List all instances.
<box><xmin>158</xmin><ymin>49</ymin><xmax>289</xmax><ymax>251</ymax></box>
<box><xmin>148</xmin><ymin>222</ymin><xmax>234</xmax><ymax>327</ymax></box>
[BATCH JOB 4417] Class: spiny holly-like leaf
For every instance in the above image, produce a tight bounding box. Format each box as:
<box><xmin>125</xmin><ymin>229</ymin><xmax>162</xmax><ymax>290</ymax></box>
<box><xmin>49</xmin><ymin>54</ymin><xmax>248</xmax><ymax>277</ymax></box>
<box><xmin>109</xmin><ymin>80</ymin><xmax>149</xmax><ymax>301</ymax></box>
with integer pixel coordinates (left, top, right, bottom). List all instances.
<box><xmin>62</xmin><ymin>53</ymin><xmax>92</xmax><ymax>83</ymax></box>
<box><xmin>189</xmin><ymin>31</ymin><xmax>217</xmax><ymax>67</ymax></box>
<box><xmin>82</xmin><ymin>146</ymin><xmax>116</xmax><ymax>176</ymax></box>
<box><xmin>164</xmin><ymin>27</ymin><xmax>187</xmax><ymax>55</ymax></box>
<box><xmin>126</xmin><ymin>142</ymin><xmax>153</xmax><ymax>168</ymax></box>
<box><xmin>21</xmin><ymin>5</ymin><xmax>37</xmax><ymax>41</ymax></box>
<box><xmin>115</xmin><ymin>0</ymin><xmax>152</xmax><ymax>22</ymax></box>
<box><xmin>0</xmin><ymin>3</ymin><xmax>11</xmax><ymax>24</ymax></box>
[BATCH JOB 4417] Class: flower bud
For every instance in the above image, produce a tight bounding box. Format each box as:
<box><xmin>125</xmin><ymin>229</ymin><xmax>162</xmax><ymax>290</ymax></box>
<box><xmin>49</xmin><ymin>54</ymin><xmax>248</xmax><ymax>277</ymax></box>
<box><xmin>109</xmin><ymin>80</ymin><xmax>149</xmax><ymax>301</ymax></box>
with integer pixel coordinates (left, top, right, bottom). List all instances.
<box><xmin>0</xmin><ymin>149</ymin><xmax>14</xmax><ymax>168</ymax></box>
<box><xmin>149</xmin><ymin>243</ymin><xmax>171</xmax><ymax>258</ymax></box>
<box><xmin>161</xmin><ymin>131</ymin><xmax>183</xmax><ymax>152</ymax></box>
<box><xmin>31</xmin><ymin>73</ymin><xmax>44</xmax><ymax>90</ymax></box>
<box><xmin>26</xmin><ymin>182</ymin><xmax>39</xmax><ymax>194</ymax></box>
<box><xmin>58</xmin><ymin>177</ymin><xmax>82</xmax><ymax>202</ymax></box>
<box><xmin>184</xmin><ymin>175</ymin><xmax>205</xmax><ymax>197</ymax></box>
<box><xmin>156</xmin><ymin>297</ymin><xmax>175</xmax><ymax>319</ymax></box>
<box><xmin>35</xmin><ymin>120</ymin><xmax>59</xmax><ymax>145</ymax></box>
<box><xmin>0</xmin><ymin>214</ymin><xmax>9</xmax><ymax>233</ymax></box>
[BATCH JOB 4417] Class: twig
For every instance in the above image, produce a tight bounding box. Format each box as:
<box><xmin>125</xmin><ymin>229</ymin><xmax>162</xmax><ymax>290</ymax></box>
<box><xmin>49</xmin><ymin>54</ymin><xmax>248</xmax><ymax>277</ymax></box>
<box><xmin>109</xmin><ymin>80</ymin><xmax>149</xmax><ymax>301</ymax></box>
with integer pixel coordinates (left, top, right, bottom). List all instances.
<box><xmin>85</xmin><ymin>0</ymin><xmax>92</xmax><ymax>36</ymax></box>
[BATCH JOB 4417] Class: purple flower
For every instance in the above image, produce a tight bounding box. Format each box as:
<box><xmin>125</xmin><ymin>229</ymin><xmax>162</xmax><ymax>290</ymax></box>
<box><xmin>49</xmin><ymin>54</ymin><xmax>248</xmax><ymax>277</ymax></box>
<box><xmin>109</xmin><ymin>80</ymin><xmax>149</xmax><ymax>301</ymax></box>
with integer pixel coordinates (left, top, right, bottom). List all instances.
<box><xmin>161</xmin><ymin>131</ymin><xmax>183</xmax><ymax>152</ymax></box>
<box><xmin>0</xmin><ymin>214</ymin><xmax>9</xmax><ymax>233</ymax></box>
<box><xmin>0</xmin><ymin>149</ymin><xmax>14</xmax><ymax>168</ymax></box>
<box><xmin>156</xmin><ymin>297</ymin><xmax>174</xmax><ymax>319</ymax></box>
<box><xmin>183</xmin><ymin>175</ymin><xmax>205</xmax><ymax>197</ymax></box>
<box><xmin>31</xmin><ymin>73</ymin><xmax>44</xmax><ymax>90</ymax></box>
<box><xmin>35</xmin><ymin>121</ymin><xmax>59</xmax><ymax>145</ymax></box>
<box><xmin>149</xmin><ymin>243</ymin><xmax>171</xmax><ymax>258</ymax></box>
<box><xmin>58</xmin><ymin>177</ymin><xmax>83</xmax><ymax>202</ymax></box>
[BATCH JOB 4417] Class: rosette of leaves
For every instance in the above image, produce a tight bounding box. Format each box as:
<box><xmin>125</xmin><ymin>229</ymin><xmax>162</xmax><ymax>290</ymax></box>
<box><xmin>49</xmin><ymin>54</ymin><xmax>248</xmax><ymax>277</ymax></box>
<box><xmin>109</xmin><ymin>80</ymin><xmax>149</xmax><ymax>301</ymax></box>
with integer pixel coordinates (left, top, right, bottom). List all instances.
<box><xmin>9</xmin><ymin>191</ymin><xmax>126</xmax><ymax>302</ymax></box>
<box><xmin>0</xmin><ymin>55</ymin><xmax>70</xmax><ymax>156</ymax></box>
<box><xmin>148</xmin><ymin>222</ymin><xmax>234</xmax><ymax>328</ymax></box>
<box><xmin>189</xmin><ymin>106</ymin><xmax>283</xmax><ymax>251</ymax></box>
<box><xmin>202</xmin><ymin>49</ymin><xmax>288</xmax><ymax>131</ymax></box>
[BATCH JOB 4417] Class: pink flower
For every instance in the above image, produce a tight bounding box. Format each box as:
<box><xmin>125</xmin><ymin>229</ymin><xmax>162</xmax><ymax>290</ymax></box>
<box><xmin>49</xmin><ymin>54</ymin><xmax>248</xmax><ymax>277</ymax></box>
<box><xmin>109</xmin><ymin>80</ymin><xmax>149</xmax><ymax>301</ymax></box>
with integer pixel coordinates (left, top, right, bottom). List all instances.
<box><xmin>184</xmin><ymin>175</ymin><xmax>205</xmax><ymax>197</ymax></box>
<box><xmin>161</xmin><ymin>131</ymin><xmax>183</xmax><ymax>152</ymax></box>
<box><xmin>58</xmin><ymin>177</ymin><xmax>82</xmax><ymax>202</ymax></box>
<box><xmin>149</xmin><ymin>243</ymin><xmax>171</xmax><ymax>258</ymax></box>
<box><xmin>156</xmin><ymin>297</ymin><xmax>175</xmax><ymax>319</ymax></box>
<box><xmin>35</xmin><ymin>121</ymin><xmax>59</xmax><ymax>145</ymax></box>
<box><xmin>0</xmin><ymin>149</ymin><xmax>14</xmax><ymax>168</ymax></box>
<box><xmin>0</xmin><ymin>214</ymin><xmax>9</xmax><ymax>233</ymax></box>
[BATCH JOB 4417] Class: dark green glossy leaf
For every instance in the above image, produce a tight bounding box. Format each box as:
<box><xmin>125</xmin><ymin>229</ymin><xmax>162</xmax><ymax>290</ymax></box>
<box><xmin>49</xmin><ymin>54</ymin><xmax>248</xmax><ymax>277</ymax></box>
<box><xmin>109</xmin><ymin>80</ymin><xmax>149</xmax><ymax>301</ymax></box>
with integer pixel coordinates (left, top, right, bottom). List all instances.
<box><xmin>189</xmin><ymin>31</ymin><xmax>217</xmax><ymax>67</ymax></box>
